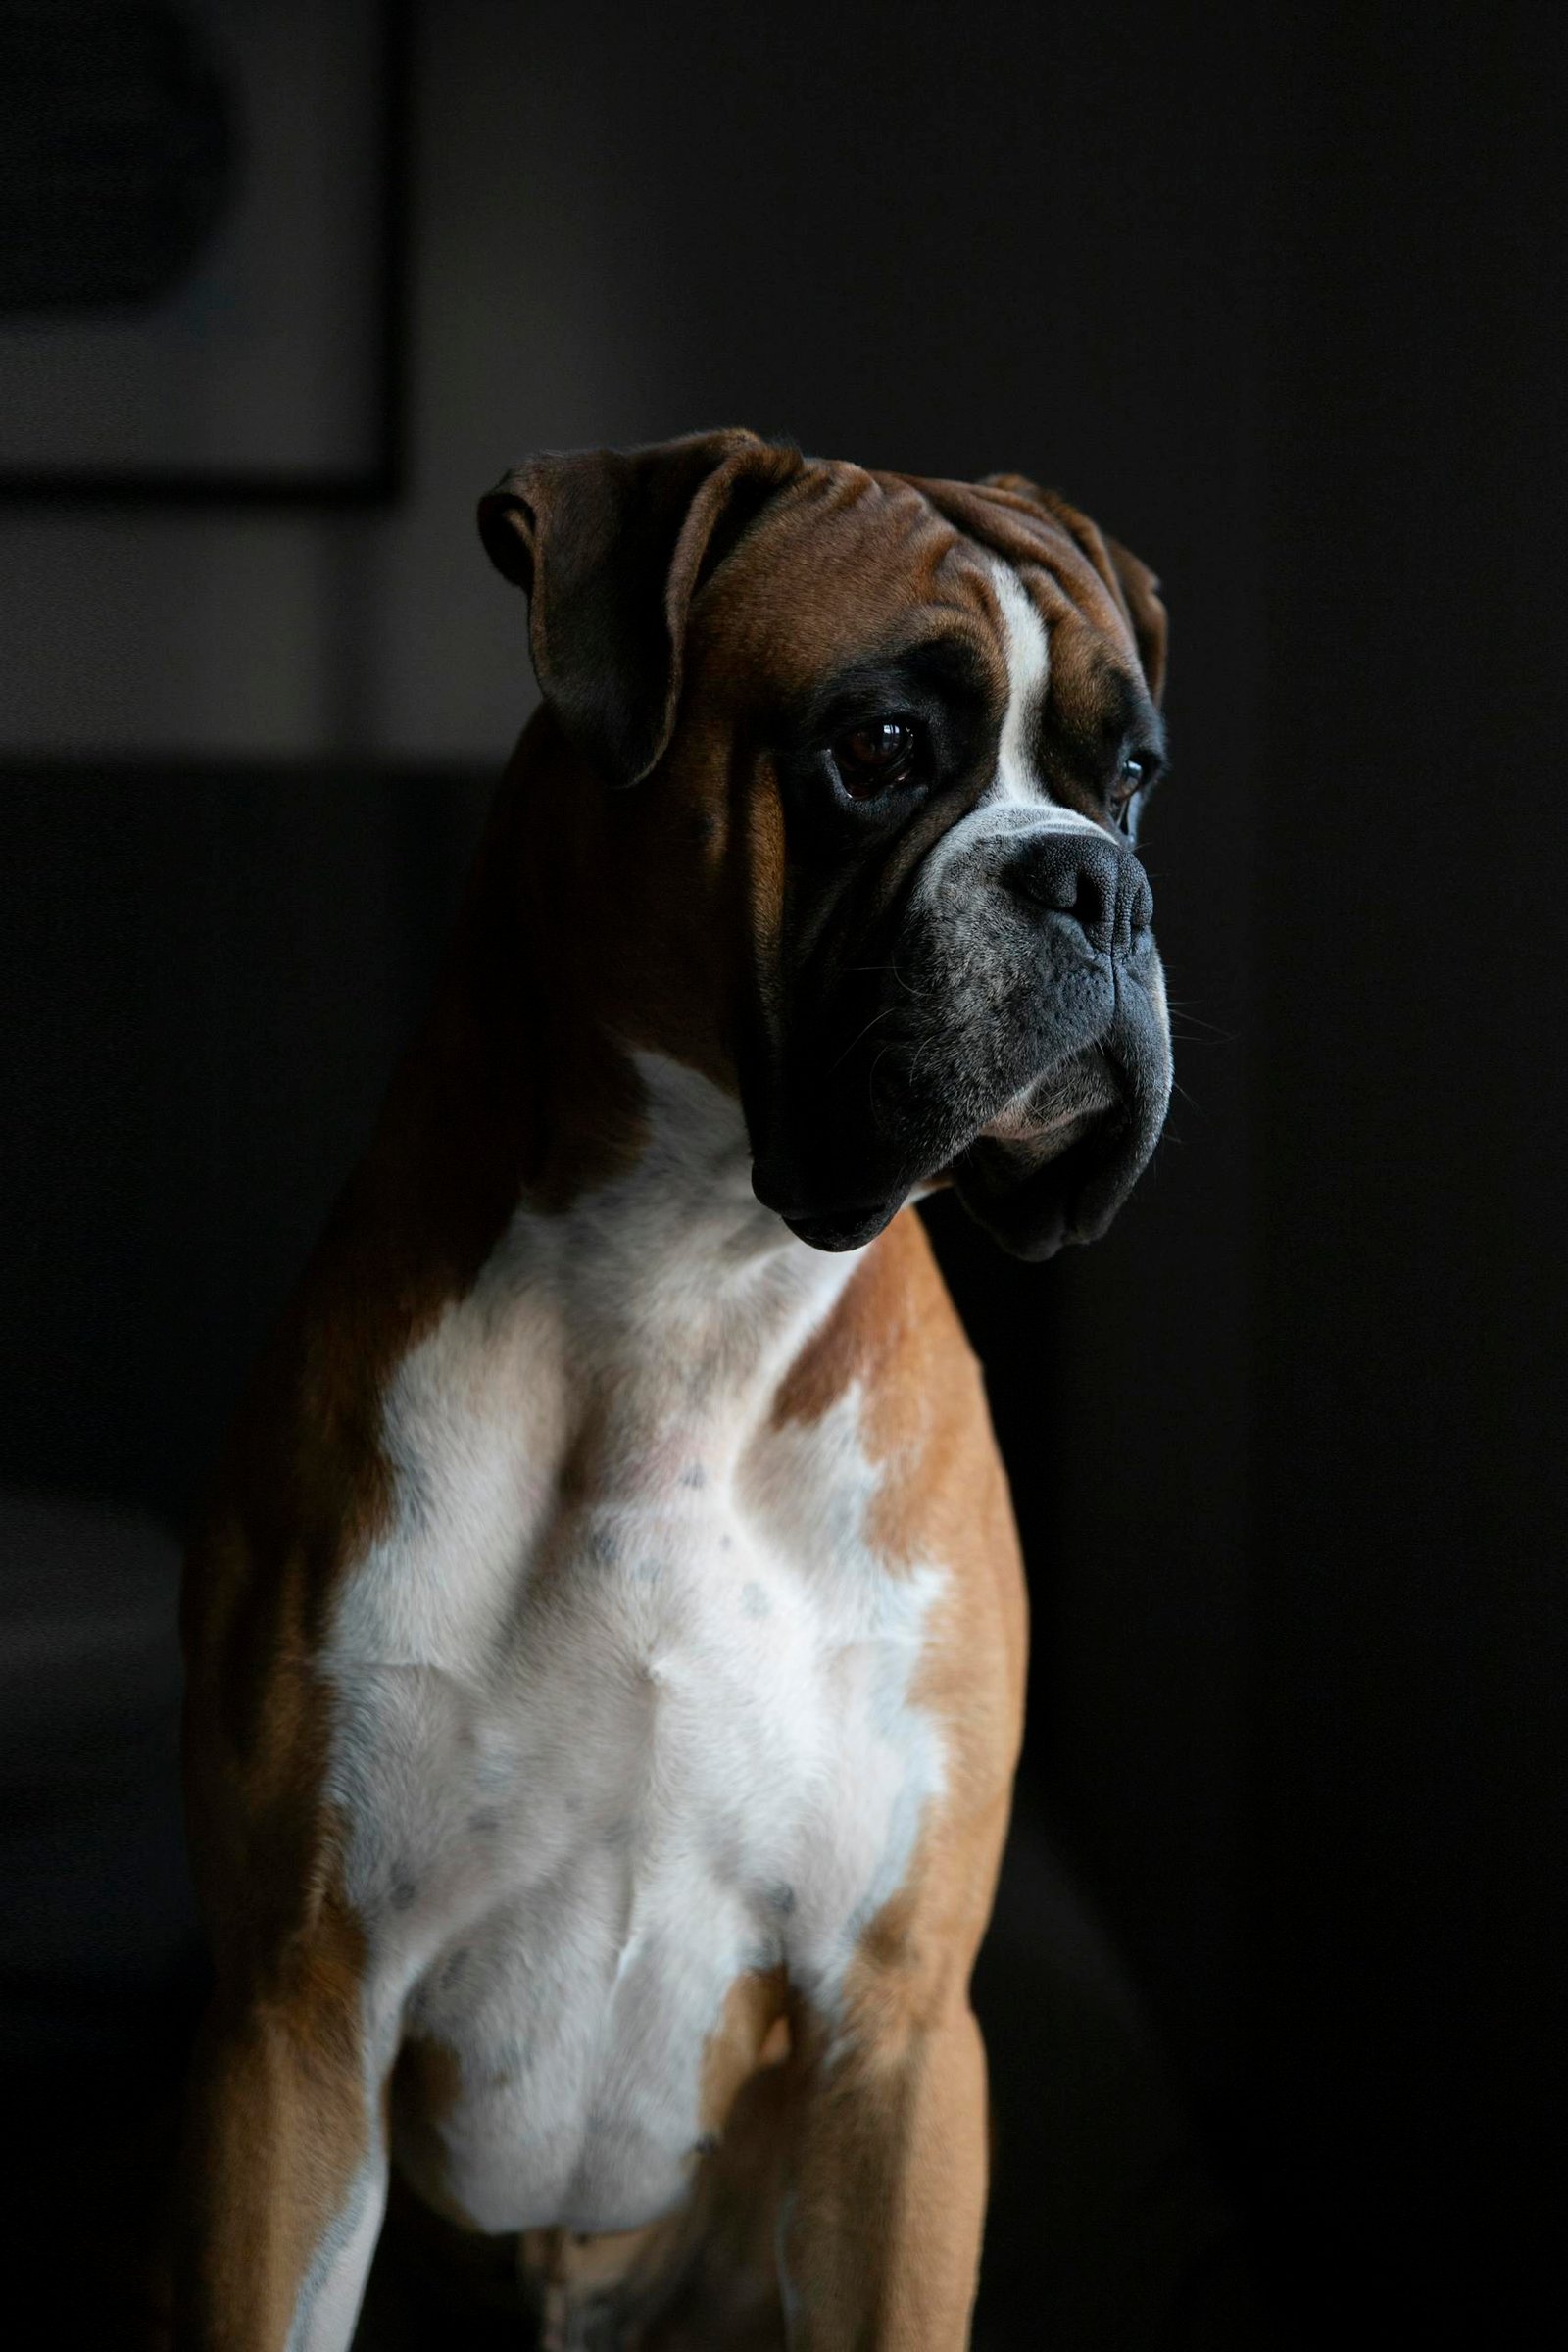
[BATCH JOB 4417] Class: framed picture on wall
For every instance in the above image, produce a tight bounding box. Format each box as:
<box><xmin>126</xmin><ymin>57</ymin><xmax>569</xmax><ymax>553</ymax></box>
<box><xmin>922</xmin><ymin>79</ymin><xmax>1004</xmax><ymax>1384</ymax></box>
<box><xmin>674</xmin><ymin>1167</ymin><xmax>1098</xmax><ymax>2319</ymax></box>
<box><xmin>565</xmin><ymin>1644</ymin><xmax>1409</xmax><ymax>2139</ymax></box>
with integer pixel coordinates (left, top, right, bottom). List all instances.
<box><xmin>0</xmin><ymin>0</ymin><xmax>406</xmax><ymax>504</ymax></box>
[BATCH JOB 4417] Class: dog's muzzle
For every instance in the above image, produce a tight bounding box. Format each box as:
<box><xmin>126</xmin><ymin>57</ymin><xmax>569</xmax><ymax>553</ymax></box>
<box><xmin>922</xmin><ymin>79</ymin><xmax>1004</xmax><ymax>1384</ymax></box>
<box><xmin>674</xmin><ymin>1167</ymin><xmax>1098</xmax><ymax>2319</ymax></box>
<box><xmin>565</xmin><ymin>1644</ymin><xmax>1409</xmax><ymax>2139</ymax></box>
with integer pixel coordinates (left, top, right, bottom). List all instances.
<box><xmin>947</xmin><ymin>821</ymin><xmax>1171</xmax><ymax>1259</ymax></box>
<box><xmin>749</xmin><ymin>815</ymin><xmax>1172</xmax><ymax>1260</ymax></box>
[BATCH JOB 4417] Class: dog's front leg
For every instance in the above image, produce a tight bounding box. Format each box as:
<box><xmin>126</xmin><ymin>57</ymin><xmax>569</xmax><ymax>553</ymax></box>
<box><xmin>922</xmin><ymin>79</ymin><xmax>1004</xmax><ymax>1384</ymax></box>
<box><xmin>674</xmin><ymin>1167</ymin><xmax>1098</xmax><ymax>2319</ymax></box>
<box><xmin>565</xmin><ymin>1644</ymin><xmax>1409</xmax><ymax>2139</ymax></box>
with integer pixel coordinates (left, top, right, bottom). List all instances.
<box><xmin>174</xmin><ymin>1948</ymin><xmax>388</xmax><ymax>2352</ymax></box>
<box><xmin>781</xmin><ymin>1996</ymin><xmax>989</xmax><ymax>2350</ymax></box>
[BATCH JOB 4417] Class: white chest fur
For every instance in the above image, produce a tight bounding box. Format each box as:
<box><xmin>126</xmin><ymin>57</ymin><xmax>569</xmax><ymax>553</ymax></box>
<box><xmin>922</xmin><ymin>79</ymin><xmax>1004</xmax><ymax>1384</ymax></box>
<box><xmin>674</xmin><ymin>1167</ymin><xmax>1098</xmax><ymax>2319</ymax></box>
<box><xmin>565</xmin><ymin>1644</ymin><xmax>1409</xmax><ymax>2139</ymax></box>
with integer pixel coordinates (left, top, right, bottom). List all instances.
<box><xmin>319</xmin><ymin>1059</ymin><xmax>948</xmax><ymax>2237</ymax></box>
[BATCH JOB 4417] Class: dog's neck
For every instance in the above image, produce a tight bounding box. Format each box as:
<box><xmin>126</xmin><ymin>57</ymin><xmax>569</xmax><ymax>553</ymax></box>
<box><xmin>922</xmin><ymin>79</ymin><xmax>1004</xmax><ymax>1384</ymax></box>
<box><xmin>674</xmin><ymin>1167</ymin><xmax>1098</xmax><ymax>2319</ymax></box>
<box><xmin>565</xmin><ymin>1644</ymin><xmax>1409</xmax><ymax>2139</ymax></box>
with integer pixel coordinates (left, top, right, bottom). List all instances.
<box><xmin>368</xmin><ymin>729</ymin><xmax>855</xmax><ymax>1430</ymax></box>
<box><xmin>480</xmin><ymin>1052</ymin><xmax>864</xmax><ymax>1490</ymax></box>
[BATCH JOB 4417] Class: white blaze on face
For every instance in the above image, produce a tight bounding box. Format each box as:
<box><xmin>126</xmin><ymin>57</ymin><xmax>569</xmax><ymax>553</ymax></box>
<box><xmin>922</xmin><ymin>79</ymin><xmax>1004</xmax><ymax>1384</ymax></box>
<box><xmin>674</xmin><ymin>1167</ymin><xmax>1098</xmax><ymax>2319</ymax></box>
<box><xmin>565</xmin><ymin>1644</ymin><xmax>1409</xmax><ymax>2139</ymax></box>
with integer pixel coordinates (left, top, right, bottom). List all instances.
<box><xmin>986</xmin><ymin>555</ymin><xmax>1103</xmax><ymax>834</ymax></box>
<box><xmin>908</xmin><ymin>557</ymin><xmax>1104</xmax><ymax>924</ymax></box>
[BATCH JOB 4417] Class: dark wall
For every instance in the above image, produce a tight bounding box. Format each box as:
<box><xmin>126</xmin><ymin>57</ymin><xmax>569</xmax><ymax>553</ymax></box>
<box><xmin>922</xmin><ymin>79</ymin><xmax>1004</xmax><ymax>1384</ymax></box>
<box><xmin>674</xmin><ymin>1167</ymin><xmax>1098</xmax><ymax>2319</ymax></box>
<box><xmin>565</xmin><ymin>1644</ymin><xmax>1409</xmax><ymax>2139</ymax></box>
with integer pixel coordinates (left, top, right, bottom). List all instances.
<box><xmin>4</xmin><ymin>4</ymin><xmax>1564</xmax><ymax>2342</ymax></box>
<box><xmin>1248</xmin><ymin>4</ymin><xmax>1568</xmax><ymax>2328</ymax></box>
<box><xmin>2</xmin><ymin>771</ymin><xmax>488</xmax><ymax>1523</ymax></box>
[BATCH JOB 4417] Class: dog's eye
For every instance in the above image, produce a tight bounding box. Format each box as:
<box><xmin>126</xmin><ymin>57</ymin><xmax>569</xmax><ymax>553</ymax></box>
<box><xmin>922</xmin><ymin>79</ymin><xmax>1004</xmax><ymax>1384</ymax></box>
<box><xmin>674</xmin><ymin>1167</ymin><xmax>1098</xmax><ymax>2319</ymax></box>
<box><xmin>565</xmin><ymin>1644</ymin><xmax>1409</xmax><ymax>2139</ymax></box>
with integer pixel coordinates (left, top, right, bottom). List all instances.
<box><xmin>1110</xmin><ymin>750</ymin><xmax>1159</xmax><ymax>829</ymax></box>
<box><xmin>831</xmin><ymin>718</ymin><xmax>920</xmax><ymax>800</ymax></box>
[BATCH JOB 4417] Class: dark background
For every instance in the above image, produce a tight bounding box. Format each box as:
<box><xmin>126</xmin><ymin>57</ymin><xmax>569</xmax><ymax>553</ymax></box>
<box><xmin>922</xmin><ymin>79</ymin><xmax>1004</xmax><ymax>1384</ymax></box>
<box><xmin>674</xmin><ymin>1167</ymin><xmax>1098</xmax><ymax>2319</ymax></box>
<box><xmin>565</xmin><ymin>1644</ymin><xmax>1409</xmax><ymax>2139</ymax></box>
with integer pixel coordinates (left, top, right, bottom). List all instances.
<box><xmin>3</xmin><ymin>3</ymin><xmax>1564</xmax><ymax>2343</ymax></box>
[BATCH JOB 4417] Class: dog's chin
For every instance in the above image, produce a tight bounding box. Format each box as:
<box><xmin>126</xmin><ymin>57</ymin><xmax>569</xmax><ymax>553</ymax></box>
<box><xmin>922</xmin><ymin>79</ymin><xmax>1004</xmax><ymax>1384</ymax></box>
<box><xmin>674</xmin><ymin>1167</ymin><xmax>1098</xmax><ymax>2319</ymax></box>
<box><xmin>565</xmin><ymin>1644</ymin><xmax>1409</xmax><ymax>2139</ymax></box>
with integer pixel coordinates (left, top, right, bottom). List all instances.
<box><xmin>949</xmin><ymin>1057</ymin><xmax>1147</xmax><ymax>1260</ymax></box>
<box><xmin>759</xmin><ymin>1065</ymin><xmax>1121</xmax><ymax>1258</ymax></box>
<box><xmin>755</xmin><ymin>1030</ymin><xmax>1167</xmax><ymax>1262</ymax></box>
<box><xmin>949</xmin><ymin>1123</ymin><xmax>1117</xmax><ymax>1259</ymax></box>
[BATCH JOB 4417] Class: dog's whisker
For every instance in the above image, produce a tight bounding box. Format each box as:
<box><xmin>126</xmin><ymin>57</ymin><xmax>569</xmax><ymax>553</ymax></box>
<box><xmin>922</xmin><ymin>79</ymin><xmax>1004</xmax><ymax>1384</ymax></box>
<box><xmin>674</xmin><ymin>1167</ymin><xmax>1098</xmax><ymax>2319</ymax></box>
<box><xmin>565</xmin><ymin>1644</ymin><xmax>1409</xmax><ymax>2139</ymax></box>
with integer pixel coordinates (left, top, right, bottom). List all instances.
<box><xmin>829</xmin><ymin>1003</ymin><xmax>900</xmax><ymax>1075</ymax></box>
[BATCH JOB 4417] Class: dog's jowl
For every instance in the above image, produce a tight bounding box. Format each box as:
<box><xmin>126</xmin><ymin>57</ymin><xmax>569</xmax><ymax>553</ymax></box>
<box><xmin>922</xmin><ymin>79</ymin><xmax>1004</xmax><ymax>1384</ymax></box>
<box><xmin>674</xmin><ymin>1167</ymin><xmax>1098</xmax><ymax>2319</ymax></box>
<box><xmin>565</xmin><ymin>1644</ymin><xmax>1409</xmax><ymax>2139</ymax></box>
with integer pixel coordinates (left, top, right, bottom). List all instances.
<box><xmin>176</xmin><ymin>432</ymin><xmax>1172</xmax><ymax>2350</ymax></box>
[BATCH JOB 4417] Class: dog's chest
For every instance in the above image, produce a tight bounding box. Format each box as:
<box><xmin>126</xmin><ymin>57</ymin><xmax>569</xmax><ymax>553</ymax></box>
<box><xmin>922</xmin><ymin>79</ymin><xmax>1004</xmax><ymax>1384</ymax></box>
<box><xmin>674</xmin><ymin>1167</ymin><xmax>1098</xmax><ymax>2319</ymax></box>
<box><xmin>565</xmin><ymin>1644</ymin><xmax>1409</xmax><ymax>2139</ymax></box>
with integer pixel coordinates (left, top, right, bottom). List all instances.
<box><xmin>322</xmin><ymin>1249</ymin><xmax>945</xmax><ymax>2237</ymax></box>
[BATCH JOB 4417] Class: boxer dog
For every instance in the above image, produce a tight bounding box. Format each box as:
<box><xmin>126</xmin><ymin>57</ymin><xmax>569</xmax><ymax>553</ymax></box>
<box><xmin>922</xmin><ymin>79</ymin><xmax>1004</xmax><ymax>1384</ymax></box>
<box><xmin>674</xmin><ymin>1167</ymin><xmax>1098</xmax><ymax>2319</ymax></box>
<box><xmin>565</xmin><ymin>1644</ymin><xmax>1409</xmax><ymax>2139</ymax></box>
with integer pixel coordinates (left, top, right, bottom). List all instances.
<box><xmin>176</xmin><ymin>431</ymin><xmax>1171</xmax><ymax>2349</ymax></box>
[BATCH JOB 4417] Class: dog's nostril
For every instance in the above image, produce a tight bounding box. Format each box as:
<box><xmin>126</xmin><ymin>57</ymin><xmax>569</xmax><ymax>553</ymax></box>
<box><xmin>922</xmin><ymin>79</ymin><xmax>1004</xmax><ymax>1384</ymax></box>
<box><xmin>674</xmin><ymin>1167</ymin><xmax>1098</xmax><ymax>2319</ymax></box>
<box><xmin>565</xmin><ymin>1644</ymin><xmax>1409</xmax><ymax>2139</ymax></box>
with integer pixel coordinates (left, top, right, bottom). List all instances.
<box><xmin>1018</xmin><ymin>858</ymin><xmax>1081</xmax><ymax>917</ymax></box>
<box><xmin>1070</xmin><ymin>864</ymin><xmax>1113</xmax><ymax>947</ymax></box>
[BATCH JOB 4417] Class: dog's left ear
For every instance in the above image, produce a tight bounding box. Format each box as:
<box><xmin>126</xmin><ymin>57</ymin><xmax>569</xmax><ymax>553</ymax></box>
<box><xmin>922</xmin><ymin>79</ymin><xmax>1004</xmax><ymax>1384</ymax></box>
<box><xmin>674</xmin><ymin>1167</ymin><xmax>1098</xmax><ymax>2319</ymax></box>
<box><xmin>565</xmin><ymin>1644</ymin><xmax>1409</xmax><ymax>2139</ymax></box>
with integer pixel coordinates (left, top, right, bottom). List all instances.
<box><xmin>979</xmin><ymin>472</ymin><xmax>1168</xmax><ymax>706</ymax></box>
<box><xmin>479</xmin><ymin>430</ymin><xmax>802</xmax><ymax>786</ymax></box>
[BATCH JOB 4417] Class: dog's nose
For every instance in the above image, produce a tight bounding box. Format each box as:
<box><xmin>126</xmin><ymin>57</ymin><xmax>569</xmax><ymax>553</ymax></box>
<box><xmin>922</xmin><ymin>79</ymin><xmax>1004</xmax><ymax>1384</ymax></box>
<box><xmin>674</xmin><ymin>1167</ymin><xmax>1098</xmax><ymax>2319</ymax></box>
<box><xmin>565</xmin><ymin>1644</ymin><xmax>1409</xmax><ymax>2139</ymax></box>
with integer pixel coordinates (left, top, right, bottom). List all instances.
<box><xmin>1006</xmin><ymin>828</ymin><xmax>1153</xmax><ymax>954</ymax></box>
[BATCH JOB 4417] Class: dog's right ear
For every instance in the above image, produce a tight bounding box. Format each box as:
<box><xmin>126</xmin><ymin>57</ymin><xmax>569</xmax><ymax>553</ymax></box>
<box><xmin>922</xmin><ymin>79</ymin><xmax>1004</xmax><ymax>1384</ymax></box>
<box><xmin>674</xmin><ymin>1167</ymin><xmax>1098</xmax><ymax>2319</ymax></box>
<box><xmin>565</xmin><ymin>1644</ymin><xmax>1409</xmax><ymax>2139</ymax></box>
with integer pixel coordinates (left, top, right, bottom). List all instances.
<box><xmin>479</xmin><ymin>430</ymin><xmax>802</xmax><ymax>788</ymax></box>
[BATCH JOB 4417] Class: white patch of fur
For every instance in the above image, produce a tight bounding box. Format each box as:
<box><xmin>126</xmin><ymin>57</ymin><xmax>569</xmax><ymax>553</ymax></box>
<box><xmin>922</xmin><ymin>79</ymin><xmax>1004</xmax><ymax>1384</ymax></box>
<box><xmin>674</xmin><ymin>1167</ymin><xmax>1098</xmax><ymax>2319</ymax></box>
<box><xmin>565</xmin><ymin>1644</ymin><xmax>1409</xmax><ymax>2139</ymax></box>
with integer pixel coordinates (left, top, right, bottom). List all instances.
<box><xmin>986</xmin><ymin>557</ymin><xmax>1102</xmax><ymax>833</ymax></box>
<box><xmin>285</xmin><ymin>2144</ymin><xmax>386</xmax><ymax>2352</ymax></box>
<box><xmin>319</xmin><ymin>1056</ymin><xmax>948</xmax><ymax>2240</ymax></box>
<box><xmin>912</xmin><ymin>561</ymin><xmax>1104</xmax><ymax>920</ymax></box>
<box><xmin>989</xmin><ymin>558</ymin><xmax>1048</xmax><ymax>806</ymax></box>
<box><xmin>1146</xmin><ymin>955</ymin><xmax>1170</xmax><ymax>1039</ymax></box>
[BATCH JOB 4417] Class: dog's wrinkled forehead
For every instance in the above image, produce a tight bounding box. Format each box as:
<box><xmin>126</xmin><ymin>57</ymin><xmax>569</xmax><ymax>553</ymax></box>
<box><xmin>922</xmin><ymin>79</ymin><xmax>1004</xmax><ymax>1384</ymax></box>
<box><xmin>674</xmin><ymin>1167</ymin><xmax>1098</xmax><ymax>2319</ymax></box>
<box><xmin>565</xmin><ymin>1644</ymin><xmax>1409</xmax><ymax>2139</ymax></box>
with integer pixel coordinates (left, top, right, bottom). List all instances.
<box><xmin>478</xmin><ymin>433</ymin><xmax>1166</xmax><ymax>803</ymax></box>
<box><xmin>685</xmin><ymin>460</ymin><xmax>1155</xmax><ymax>758</ymax></box>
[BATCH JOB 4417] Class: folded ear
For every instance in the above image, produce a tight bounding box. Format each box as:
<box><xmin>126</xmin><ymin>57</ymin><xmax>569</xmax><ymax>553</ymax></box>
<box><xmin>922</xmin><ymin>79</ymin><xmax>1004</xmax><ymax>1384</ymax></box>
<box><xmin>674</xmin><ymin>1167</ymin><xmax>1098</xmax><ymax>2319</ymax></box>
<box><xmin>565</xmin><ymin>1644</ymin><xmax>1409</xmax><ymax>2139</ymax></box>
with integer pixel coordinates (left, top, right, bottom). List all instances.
<box><xmin>978</xmin><ymin>472</ymin><xmax>1168</xmax><ymax>706</ymax></box>
<box><xmin>479</xmin><ymin>430</ymin><xmax>802</xmax><ymax>786</ymax></box>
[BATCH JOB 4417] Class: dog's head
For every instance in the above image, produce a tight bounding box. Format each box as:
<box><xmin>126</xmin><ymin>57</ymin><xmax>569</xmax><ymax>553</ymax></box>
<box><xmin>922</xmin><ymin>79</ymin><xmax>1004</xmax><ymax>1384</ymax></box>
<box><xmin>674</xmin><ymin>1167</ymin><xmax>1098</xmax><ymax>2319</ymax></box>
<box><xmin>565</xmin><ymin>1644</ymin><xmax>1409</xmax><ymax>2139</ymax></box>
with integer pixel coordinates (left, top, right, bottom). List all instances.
<box><xmin>480</xmin><ymin>429</ymin><xmax>1171</xmax><ymax>1260</ymax></box>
